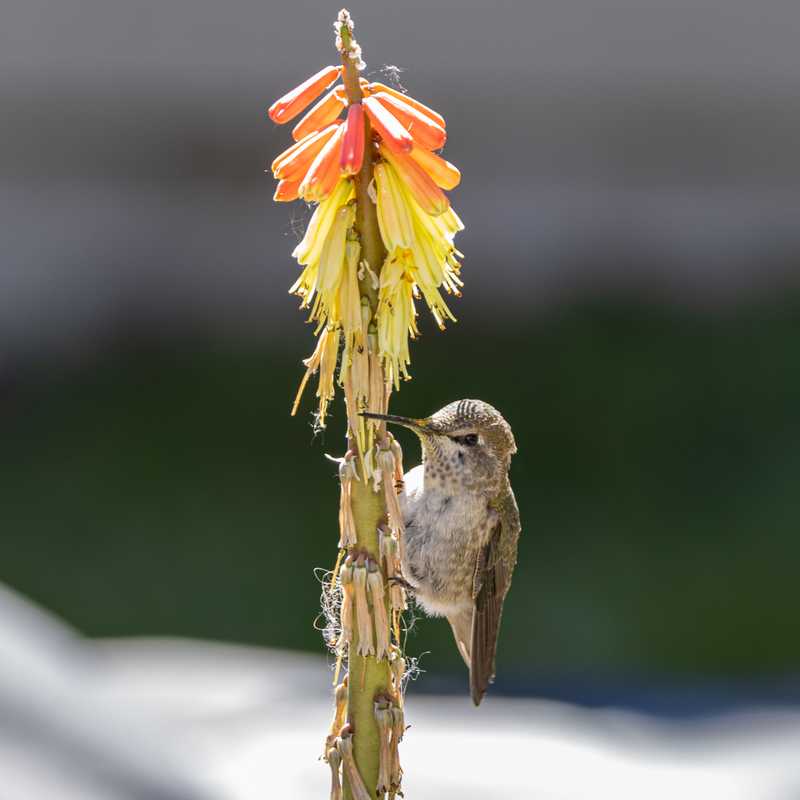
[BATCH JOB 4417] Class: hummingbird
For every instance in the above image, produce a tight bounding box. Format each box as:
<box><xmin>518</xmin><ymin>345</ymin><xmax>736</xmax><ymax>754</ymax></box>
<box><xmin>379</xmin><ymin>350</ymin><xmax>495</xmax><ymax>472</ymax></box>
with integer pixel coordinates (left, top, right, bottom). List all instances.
<box><xmin>363</xmin><ymin>399</ymin><xmax>520</xmax><ymax>705</ymax></box>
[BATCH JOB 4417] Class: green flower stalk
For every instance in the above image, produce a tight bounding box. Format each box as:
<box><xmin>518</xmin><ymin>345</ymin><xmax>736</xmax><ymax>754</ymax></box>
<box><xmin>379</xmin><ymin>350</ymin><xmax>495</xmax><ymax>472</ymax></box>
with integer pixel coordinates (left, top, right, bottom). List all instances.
<box><xmin>267</xmin><ymin>8</ymin><xmax>464</xmax><ymax>797</ymax></box>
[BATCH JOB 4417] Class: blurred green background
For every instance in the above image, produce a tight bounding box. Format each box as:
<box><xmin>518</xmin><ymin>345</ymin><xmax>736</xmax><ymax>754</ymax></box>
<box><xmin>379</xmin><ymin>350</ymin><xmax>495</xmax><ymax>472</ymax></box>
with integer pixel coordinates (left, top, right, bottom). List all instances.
<box><xmin>3</xmin><ymin>0</ymin><xmax>800</xmax><ymax>701</ymax></box>
<box><xmin>5</xmin><ymin>302</ymin><xmax>798</xmax><ymax>681</ymax></box>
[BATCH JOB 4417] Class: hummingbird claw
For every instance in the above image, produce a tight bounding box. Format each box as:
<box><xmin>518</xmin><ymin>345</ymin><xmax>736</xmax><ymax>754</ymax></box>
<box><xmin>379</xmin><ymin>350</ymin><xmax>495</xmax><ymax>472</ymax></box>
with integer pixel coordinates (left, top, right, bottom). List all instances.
<box><xmin>387</xmin><ymin>575</ymin><xmax>414</xmax><ymax>593</ymax></box>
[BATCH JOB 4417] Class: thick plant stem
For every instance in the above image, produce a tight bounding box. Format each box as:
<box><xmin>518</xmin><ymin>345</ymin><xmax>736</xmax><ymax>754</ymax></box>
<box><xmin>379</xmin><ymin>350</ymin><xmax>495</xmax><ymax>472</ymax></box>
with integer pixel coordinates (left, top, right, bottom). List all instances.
<box><xmin>347</xmin><ymin>479</ymin><xmax>391</xmax><ymax>800</ymax></box>
<box><xmin>339</xmin><ymin>14</ymin><xmax>392</xmax><ymax>800</ymax></box>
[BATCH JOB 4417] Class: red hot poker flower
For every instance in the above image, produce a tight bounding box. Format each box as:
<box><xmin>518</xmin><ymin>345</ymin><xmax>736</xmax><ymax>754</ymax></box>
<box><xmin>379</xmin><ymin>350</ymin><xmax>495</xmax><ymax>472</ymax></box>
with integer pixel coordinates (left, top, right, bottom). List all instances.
<box><xmin>273</xmin><ymin>123</ymin><xmax>341</xmax><ymax>181</ymax></box>
<box><xmin>409</xmin><ymin>147</ymin><xmax>461</xmax><ymax>190</ymax></box>
<box><xmin>367</xmin><ymin>82</ymin><xmax>446</xmax><ymax>129</ymax></box>
<box><xmin>340</xmin><ymin>103</ymin><xmax>365</xmax><ymax>176</ymax></box>
<box><xmin>268</xmin><ymin>65</ymin><xmax>342</xmax><ymax>124</ymax></box>
<box><xmin>274</xmin><ymin>178</ymin><xmax>302</xmax><ymax>202</ymax></box>
<box><xmin>299</xmin><ymin>124</ymin><xmax>346</xmax><ymax>201</ymax></box>
<box><xmin>363</xmin><ymin>96</ymin><xmax>413</xmax><ymax>154</ymax></box>
<box><xmin>291</xmin><ymin>88</ymin><xmax>347</xmax><ymax>142</ymax></box>
<box><xmin>373</xmin><ymin>91</ymin><xmax>446</xmax><ymax>152</ymax></box>
<box><xmin>381</xmin><ymin>145</ymin><xmax>450</xmax><ymax>216</ymax></box>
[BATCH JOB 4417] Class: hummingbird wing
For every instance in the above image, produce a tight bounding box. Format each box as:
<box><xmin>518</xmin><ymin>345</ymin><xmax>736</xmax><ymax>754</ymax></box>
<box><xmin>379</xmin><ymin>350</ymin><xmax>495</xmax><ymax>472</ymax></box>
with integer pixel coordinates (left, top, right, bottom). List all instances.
<box><xmin>469</xmin><ymin>485</ymin><xmax>521</xmax><ymax>706</ymax></box>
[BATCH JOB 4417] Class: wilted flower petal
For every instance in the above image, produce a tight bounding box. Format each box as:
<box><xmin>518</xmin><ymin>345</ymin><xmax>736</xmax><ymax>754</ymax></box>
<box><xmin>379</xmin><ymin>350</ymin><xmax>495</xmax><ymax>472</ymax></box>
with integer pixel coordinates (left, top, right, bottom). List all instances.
<box><xmin>290</xmin><ymin>324</ymin><xmax>340</xmax><ymax>426</ymax></box>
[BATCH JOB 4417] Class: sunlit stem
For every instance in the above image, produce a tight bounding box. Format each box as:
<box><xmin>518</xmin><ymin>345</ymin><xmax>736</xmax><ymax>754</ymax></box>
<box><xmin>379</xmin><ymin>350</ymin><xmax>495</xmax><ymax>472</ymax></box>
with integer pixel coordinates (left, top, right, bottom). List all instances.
<box><xmin>337</xmin><ymin>10</ymin><xmax>393</xmax><ymax>800</ymax></box>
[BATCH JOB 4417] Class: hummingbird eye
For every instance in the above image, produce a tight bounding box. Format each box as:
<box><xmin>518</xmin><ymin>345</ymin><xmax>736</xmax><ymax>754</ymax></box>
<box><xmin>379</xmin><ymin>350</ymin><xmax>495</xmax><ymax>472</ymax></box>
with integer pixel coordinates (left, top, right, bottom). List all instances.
<box><xmin>452</xmin><ymin>433</ymin><xmax>479</xmax><ymax>447</ymax></box>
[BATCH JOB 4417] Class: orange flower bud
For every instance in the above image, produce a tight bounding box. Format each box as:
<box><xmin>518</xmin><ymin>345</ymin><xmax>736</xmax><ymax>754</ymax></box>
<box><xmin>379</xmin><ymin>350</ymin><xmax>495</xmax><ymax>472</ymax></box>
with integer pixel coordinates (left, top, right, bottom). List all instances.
<box><xmin>299</xmin><ymin>124</ymin><xmax>346</xmax><ymax>201</ymax></box>
<box><xmin>363</xmin><ymin>96</ymin><xmax>413</xmax><ymax>155</ymax></box>
<box><xmin>291</xmin><ymin>88</ymin><xmax>346</xmax><ymax>142</ymax></box>
<box><xmin>273</xmin><ymin>178</ymin><xmax>302</xmax><ymax>202</ymax></box>
<box><xmin>268</xmin><ymin>65</ymin><xmax>341</xmax><ymax>124</ymax></box>
<box><xmin>340</xmin><ymin>103</ymin><xmax>365</xmax><ymax>176</ymax></box>
<box><xmin>409</xmin><ymin>147</ymin><xmax>461</xmax><ymax>190</ymax></box>
<box><xmin>367</xmin><ymin>82</ymin><xmax>446</xmax><ymax>129</ymax></box>
<box><xmin>373</xmin><ymin>91</ymin><xmax>446</xmax><ymax>151</ymax></box>
<box><xmin>381</xmin><ymin>146</ymin><xmax>449</xmax><ymax>216</ymax></box>
<box><xmin>272</xmin><ymin>123</ymin><xmax>340</xmax><ymax>180</ymax></box>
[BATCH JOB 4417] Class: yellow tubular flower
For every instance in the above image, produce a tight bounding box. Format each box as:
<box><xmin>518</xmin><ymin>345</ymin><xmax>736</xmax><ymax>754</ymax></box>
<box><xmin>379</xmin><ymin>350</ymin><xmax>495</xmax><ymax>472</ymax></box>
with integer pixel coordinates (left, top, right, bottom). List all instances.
<box><xmin>290</xmin><ymin>178</ymin><xmax>354</xmax><ymax>306</ymax></box>
<box><xmin>340</xmin><ymin>293</ymin><xmax>371</xmax><ymax>475</ymax></box>
<box><xmin>395</xmin><ymin>173</ymin><xmax>464</xmax><ymax>299</ymax></box>
<box><xmin>292</xmin><ymin>177</ymin><xmax>354</xmax><ymax>267</ymax></box>
<box><xmin>374</xmin><ymin>162</ymin><xmax>413</xmax><ymax>251</ymax></box>
<box><xmin>380</xmin><ymin>146</ymin><xmax>449</xmax><ymax>217</ymax></box>
<box><xmin>377</xmin><ymin>252</ymin><xmax>418</xmax><ymax>389</ymax></box>
<box><xmin>309</xmin><ymin>202</ymin><xmax>355</xmax><ymax>331</ymax></box>
<box><xmin>339</xmin><ymin>238</ymin><xmax>363</xmax><ymax>349</ymax></box>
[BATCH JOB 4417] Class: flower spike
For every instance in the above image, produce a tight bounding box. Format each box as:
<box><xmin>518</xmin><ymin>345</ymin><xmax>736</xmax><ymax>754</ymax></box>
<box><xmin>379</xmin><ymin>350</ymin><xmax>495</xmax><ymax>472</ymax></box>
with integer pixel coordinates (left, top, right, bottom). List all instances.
<box><xmin>268</xmin><ymin>65</ymin><xmax>342</xmax><ymax>124</ymax></box>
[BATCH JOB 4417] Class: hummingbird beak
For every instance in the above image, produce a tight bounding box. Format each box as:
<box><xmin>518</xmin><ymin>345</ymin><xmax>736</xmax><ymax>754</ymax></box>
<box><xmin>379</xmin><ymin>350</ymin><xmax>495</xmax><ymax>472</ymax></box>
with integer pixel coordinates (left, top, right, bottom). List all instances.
<box><xmin>360</xmin><ymin>412</ymin><xmax>429</xmax><ymax>433</ymax></box>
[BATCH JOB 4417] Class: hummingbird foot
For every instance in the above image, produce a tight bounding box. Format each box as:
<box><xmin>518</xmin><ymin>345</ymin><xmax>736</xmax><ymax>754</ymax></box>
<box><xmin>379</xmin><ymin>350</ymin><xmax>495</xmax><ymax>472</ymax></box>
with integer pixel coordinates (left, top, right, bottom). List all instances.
<box><xmin>387</xmin><ymin>574</ymin><xmax>415</xmax><ymax>593</ymax></box>
<box><xmin>379</xmin><ymin>528</ymin><xmax>409</xmax><ymax>611</ymax></box>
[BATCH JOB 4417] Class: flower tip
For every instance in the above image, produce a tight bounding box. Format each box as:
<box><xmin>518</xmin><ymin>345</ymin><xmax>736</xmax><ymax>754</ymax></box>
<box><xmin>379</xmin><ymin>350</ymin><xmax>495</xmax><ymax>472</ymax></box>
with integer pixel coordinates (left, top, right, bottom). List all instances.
<box><xmin>274</xmin><ymin>178</ymin><xmax>301</xmax><ymax>202</ymax></box>
<box><xmin>409</xmin><ymin>148</ymin><xmax>461</xmax><ymax>190</ymax></box>
<box><xmin>363</xmin><ymin>96</ymin><xmax>413</xmax><ymax>155</ymax></box>
<box><xmin>268</xmin><ymin>65</ymin><xmax>342</xmax><ymax>125</ymax></box>
<box><xmin>340</xmin><ymin>103</ymin><xmax>365</xmax><ymax>176</ymax></box>
<box><xmin>298</xmin><ymin>126</ymin><xmax>346</xmax><ymax>202</ymax></box>
<box><xmin>291</xmin><ymin>89</ymin><xmax>346</xmax><ymax>142</ymax></box>
<box><xmin>373</xmin><ymin>91</ymin><xmax>446</xmax><ymax>151</ymax></box>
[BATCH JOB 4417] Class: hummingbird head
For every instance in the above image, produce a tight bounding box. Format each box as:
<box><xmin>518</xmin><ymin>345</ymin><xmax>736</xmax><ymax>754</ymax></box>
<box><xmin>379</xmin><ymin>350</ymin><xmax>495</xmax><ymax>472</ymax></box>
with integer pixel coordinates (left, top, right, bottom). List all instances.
<box><xmin>363</xmin><ymin>399</ymin><xmax>517</xmax><ymax>494</ymax></box>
